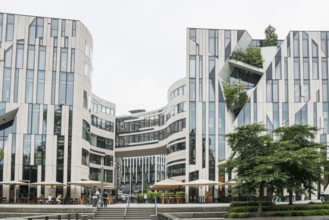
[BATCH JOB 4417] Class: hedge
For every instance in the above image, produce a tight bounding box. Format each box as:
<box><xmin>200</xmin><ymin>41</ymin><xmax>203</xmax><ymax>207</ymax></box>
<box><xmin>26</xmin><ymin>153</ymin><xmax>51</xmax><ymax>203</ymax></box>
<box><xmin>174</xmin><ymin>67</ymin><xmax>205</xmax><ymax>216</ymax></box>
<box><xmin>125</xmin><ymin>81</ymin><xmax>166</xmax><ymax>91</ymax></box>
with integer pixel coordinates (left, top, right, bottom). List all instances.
<box><xmin>224</xmin><ymin>212</ymin><xmax>250</xmax><ymax>218</ymax></box>
<box><xmin>273</xmin><ymin>209</ymin><xmax>329</xmax><ymax>217</ymax></box>
<box><xmin>230</xmin><ymin>201</ymin><xmax>273</xmax><ymax>207</ymax></box>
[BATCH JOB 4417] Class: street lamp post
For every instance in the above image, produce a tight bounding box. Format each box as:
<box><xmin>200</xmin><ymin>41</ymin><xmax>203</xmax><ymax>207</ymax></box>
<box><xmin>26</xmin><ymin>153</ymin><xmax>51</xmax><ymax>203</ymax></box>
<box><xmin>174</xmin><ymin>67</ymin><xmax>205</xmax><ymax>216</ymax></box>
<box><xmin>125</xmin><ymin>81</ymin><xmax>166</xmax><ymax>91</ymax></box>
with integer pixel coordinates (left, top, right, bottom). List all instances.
<box><xmin>100</xmin><ymin>157</ymin><xmax>104</xmax><ymax>207</ymax></box>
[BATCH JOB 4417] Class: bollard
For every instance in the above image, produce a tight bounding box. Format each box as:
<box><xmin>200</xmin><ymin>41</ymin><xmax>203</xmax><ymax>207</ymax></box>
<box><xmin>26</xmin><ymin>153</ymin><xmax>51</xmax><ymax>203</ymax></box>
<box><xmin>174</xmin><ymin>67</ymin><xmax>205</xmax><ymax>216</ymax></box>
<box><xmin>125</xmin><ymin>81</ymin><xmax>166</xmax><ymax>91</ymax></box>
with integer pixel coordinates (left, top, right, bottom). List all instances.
<box><xmin>67</xmin><ymin>214</ymin><xmax>71</xmax><ymax>220</ymax></box>
<box><xmin>58</xmin><ymin>215</ymin><xmax>61</xmax><ymax>220</ymax></box>
<box><xmin>45</xmin><ymin>217</ymin><xmax>49</xmax><ymax>220</ymax></box>
<box><xmin>75</xmin><ymin>213</ymin><xmax>79</xmax><ymax>220</ymax></box>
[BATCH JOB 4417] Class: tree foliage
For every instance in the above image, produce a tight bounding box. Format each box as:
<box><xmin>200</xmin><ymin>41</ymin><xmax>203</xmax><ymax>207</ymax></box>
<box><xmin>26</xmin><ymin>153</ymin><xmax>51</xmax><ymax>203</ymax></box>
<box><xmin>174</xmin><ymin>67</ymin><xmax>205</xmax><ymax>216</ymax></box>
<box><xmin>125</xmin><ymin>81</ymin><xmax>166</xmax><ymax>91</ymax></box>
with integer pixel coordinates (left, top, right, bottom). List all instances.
<box><xmin>223</xmin><ymin>81</ymin><xmax>248</xmax><ymax>114</ymax></box>
<box><xmin>224</xmin><ymin>124</ymin><xmax>328</xmax><ymax>213</ymax></box>
<box><xmin>230</xmin><ymin>47</ymin><xmax>263</xmax><ymax>68</ymax></box>
<box><xmin>224</xmin><ymin>124</ymin><xmax>284</xmax><ymax>213</ymax></box>
<box><xmin>262</xmin><ymin>25</ymin><xmax>278</xmax><ymax>47</ymax></box>
<box><xmin>273</xmin><ymin>125</ymin><xmax>328</xmax><ymax>205</ymax></box>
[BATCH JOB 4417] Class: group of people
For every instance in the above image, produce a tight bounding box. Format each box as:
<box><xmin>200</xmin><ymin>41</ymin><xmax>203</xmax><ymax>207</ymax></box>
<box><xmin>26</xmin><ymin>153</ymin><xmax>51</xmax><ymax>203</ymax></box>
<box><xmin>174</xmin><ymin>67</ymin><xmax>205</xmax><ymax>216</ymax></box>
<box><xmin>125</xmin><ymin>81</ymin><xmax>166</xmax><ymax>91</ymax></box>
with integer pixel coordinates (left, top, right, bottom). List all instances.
<box><xmin>40</xmin><ymin>193</ymin><xmax>69</xmax><ymax>204</ymax></box>
<box><xmin>95</xmin><ymin>189</ymin><xmax>109</xmax><ymax>207</ymax></box>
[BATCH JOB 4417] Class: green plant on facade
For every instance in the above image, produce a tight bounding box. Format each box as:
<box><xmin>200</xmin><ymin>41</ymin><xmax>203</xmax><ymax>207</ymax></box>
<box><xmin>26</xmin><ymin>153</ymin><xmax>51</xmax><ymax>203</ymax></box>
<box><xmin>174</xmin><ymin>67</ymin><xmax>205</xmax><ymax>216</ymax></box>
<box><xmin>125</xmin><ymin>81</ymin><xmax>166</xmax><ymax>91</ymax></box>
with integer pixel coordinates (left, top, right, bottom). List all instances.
<box><xmin>262</xmin><ymin>25</ymin><xmax>278</xmax><ymax>47</ymax></box>
<box><xmin>230</xmin><ymin>47</ymin><xmax>263</xmax><ymax>68</ymax></box>
<box><xmin>176</xmin><ymin>191</ymin><xmax>185</xmax><ymax>197</ymax></box>
<box><xmin>223</xmin><ymin>81</ymin><xmax>248</xmax><ymax>113</ymax></box>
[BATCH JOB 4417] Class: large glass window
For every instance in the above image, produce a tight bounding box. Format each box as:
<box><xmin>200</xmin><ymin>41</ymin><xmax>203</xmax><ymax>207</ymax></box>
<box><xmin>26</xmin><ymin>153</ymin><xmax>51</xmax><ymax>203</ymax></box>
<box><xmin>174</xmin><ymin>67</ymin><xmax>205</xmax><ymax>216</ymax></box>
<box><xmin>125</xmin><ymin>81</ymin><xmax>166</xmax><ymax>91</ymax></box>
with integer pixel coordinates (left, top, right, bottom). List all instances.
<box><xmin>293</xmin><ymin>32</ymin><xmax>299</xmax><ymax>57</ymax></box>
<box><xmin>16</xmin><ymin>42</ymin><xmax>24</xmax><ymax>69</ymax></box>
<box><xmin>294</xmin><ymin>58</ymin><xmax>300</xmax><ymax>79</ymax></box>
<box><xmin>60</xmin><ymin>48</ymin><xmax>68</xmax><ymax>72</ymax></box>
<box><xmin>59</xmin><ymin>72</ymin><xmax>74</xmax><ymax>105</ymax></box>
<box><xmin>312</xmin><ymin>58</ymin><xmax>319</xmax><ymax>80</ymax></box>
<box><xmin>303</xmin><ymin>58</ymin><xmax>309</xmax><ymax>79</ymax></box>
<box><xmin>282</xmin><ymin>103</ymin><xmax>289</xmax><ymax>126</ymax></box>
<box><xmin>38</xmin><ymin>46</ymin><xmax>46</xmax><ymax>70</ymax></box>
<box><xmin>36</xmin><ymin>71</ymin><xmax>45</xmax><ymax>103</ymax></box>
<box><xmin>13</xmin><ymin>69</ymin><xmax>19</xmax><ymax>103</ymax></box>
<box><xmin>0</xmin><ymin>14</ymin><xmax>3</xmax><ymax>44</ymax></box>
<box><xmin>56</xmin><ymin>136</ymin><xmax>64</xmax><ymax>182</ymax></box>
<box><xmin>2</xmin><ymin>68</ymin><xmax>11</xmax><ymax>102</ymax></box>
<box><xmin>51</xmin><ymin>19</ymin><xmax>58</xmax><ymax>37</ymax></box>
<box><xmin>6</xmin><ymin>14</ymin><xmax>14</xmax><ymax>41</ymax></box>
<box><xmin>25</xmin><ymin>70</ymin><xmax>34</xmax><ymax>103</ymax></box>
<box><xmin>36</xmin><ymin>17</ymin><xmax>44</xmax><ymax>38</ymax></box>
<box><xmin>28</xmin><ymin>104</ymin><xmax>40</xmax><ymax>134</ymax></box>
<box><xmin>323</xmin><ymin>80</ymin><xmax>328</xmax><ymax>102</ymax></box>
<box><xmin>189</xmin><ymin>55</ymin><xmax>196</xmax><ymax>78</ymax></box>
<box><xmin>72</xmin><ymin>20</ymin><xmax>76</xmax><ymax>37</ymax></box>
<box><xmin>61</xmin><ymin>20</ymin><xmax>66</xmax><ymax>37</ymax></box>
<box><xmin>302</xmin><ymin>32</ymin><xmax>309</xmax><ymax>57</ymax></box>
<box><xmin>81</xmin><ymin>148</ymin><xmax>89</xmax><ymax>166</ymax></box>
<box><xmin>51</xmin><ymin>71</ymin><xmax>56</xmax><ymax>105</ymax></box>
<box><xmin>303</xmin><ymin>80</ymin><xmax>310</xmax><ymax>102</ymax></box>
<box><xmin>54</xmin><ymin>105</ymin><xmax>62</xmax><ymax>135</ymax></box>
<box><xmin>23</xmin><ymin>135</ymin><xmax>31</xmax><ymax>166</ymax></box>
<box><xmin>27</xmin><ymin>45</ymin><xmax>35</xmax><ymax>70</ymax></box>
<box><xmin>294</xmin><ymin>80</ymin><xmax>301</xmax><ymax>102</ymax></box>
<box><xmin>209</xmin><ymin>30</ymin><xmax>218</xmax><ymax>55</ymax></box>
<box><xmin>82</xmin><ymin>120</ymin><xmax>91</xmax><ymax>142</ymax></box>
<box><xmin>322</xmin><ymin>58</ymin><xmax>328</xmax><ymax>80</ymax></box>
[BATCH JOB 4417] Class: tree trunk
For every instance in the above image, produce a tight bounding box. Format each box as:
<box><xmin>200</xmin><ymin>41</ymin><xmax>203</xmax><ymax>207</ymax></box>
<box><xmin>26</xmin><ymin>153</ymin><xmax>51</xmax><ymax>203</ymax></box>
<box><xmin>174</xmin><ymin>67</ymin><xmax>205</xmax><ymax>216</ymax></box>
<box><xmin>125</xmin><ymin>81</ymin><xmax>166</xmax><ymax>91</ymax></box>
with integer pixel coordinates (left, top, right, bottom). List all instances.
<box><xmin>289</xmin><ymin>191</ymin><xmax>293</xmax><ymax>205</ymax></box>
<box><xmin>258</xmin><ymin>185</ymin><xmax>264</xmax><ymax>214</ymax></box>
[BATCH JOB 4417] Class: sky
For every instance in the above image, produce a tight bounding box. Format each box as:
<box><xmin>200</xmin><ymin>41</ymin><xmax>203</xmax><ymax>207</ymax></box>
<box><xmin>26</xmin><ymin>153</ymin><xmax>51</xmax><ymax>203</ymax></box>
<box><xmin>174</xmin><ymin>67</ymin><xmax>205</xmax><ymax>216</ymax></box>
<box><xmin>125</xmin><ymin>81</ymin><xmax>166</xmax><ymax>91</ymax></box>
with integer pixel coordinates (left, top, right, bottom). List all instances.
<box><xmin>1</xmin><ymin>0</ymin><xmax>329</xmax><ymax>115</ymax></box>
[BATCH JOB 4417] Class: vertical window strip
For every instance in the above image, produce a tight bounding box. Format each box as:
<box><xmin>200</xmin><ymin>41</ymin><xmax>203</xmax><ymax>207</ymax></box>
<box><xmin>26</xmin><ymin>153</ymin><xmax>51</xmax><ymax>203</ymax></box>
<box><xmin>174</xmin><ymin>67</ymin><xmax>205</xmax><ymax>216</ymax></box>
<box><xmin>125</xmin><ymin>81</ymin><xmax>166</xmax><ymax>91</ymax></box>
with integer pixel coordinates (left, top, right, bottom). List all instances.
<box><xmin>61</xmin><ymin>20</ymin><xmax>66</xmax><ymax>37</ymax></box>
<box><xmin>25</xmin><ymin>70</ymin><xmax>34</xmax><ymax>103</ymax></box>
<box><xmin>13</xmin><ymin>69</ymin><xmax>19</xmax><ymax>103</ymax></box>
<box><xmin>72</xmin><ymin>20</ymin><xmax>76</xmax><ymax>37</ymax></box>
<box><xmin>36</xmin><ymin>71</ymin><xmax>45</xmax><ymax>103</ymax></box>
<box><xmin>51</xmin><ymin>19</ymin><xmax>58</xmax><ymax>37</ymax></box>
<box><xmin>71</xmin><ymin>48</ymin><xmax>75</xmax><ymax>72</ymax></box>
<box><xmin>2</xmin><ymin>68</ymin><xmax>11</xmax><ymax>102</ymax></box>
<box><xmin>6</xmin><ymin>14</ymin><xmax>14</xmax><ymax>41</ymax></box>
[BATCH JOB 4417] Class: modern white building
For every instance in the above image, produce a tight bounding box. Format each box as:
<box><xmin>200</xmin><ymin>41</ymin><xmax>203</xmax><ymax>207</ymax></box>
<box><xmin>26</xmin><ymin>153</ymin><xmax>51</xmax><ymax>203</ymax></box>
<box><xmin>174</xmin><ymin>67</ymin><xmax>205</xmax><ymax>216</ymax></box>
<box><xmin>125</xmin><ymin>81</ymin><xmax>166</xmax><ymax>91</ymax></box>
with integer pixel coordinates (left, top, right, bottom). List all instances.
<box><xmin>1</xmin><ymin>11</ymin><xmax>329</xmax><ymax>202</ymax></box>
<box><xmin>0</xmin><ymin>13</ymin><xmax>115</xmax><ymax>200</ymax></box>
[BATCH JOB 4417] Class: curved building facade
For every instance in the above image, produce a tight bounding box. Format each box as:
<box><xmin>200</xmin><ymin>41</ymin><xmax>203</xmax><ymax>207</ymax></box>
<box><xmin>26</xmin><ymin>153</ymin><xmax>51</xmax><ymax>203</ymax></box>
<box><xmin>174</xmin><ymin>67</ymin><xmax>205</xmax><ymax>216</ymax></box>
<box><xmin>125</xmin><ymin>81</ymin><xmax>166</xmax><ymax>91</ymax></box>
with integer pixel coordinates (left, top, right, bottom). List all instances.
<box><xmin>0</xmin><ymin>13</ymin><xmax>115</xmax><ymax>200</ymax></box>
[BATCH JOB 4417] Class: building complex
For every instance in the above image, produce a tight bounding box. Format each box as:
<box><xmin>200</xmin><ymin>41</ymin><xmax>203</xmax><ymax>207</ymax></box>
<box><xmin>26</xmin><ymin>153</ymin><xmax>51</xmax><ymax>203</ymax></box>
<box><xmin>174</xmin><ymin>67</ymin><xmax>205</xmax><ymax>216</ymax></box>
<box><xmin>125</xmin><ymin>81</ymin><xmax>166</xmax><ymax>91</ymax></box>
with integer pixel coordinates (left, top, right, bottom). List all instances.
<box><xmin>0</xmin><ymin>12</ymin><xmax>328</xmax><ymax>201</ymax></box>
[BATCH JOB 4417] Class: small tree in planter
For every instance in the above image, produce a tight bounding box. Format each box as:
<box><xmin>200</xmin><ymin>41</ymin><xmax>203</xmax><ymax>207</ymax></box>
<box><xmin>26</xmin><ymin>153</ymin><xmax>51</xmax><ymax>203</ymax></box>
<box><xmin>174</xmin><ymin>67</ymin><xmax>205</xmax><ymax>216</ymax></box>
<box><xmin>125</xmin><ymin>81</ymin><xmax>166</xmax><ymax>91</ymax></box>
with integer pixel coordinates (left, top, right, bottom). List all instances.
<box><xmin>230</xmin><ymin>47</ymin><xmax>263</xmax><ymax>68</ymax></box>
<box><xmin>176</xmin><ymin>191</ymin><xmax>185</xmax><ymax>203</ymax></box>
<box><xmin>137</xmin><ymin>194</ymin><xmax>144</xmax><ymax>203</ymax></box>
<box><xmin>223</xmin><ymin>81</ymin><xmax>248</xmax><ymax>115</ymax></box>
<box><xmin>147</xmin><ymin>192</ymin><xmax>154</xmax><ymax>203</ymax></box>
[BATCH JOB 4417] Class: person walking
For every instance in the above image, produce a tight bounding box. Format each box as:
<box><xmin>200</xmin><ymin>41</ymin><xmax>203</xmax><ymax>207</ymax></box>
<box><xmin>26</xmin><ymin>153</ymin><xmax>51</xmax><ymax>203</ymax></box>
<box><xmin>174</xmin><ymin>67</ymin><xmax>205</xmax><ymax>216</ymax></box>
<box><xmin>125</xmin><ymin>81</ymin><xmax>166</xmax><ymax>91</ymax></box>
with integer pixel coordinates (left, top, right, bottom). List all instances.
<box><xmin>103</xmin><ymin>191</ymin><xmax>108</xmax><ymax>207</ymax></box>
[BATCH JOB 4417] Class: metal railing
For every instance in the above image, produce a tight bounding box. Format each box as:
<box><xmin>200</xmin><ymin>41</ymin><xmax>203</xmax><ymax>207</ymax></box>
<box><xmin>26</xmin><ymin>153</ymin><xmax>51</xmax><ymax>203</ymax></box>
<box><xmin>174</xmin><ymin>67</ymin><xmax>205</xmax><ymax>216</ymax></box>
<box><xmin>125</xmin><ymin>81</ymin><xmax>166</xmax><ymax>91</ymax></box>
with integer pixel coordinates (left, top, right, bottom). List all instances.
<box><xmin>124</xmin><ymin>196</ymin><xmax>130</xmax><ymax>218</ymax></box>
<box><xmin>154</xmin><ymin>197</ymin><xmax>158</xmax><ymax>216</ymax></box>
<box><xmin>24</xmin><ymin>213</ymin><xmax>83</xmax><ymax>220</ymax></box>
<box><xmin>91</xmin><ymin>198</ymin><xmax>102</xmax><ymax>219</ymax></box>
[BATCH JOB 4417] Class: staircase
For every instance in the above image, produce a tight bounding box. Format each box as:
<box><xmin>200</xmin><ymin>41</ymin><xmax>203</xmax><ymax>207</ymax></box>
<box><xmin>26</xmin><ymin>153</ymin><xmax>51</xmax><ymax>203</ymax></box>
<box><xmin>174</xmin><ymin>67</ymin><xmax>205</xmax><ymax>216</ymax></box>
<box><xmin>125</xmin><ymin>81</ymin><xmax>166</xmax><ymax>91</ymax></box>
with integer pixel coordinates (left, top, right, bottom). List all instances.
<box><xmin>94</xmin><ymin>207</ymin><xmax>155</xmax><ymax>220</ymax></box>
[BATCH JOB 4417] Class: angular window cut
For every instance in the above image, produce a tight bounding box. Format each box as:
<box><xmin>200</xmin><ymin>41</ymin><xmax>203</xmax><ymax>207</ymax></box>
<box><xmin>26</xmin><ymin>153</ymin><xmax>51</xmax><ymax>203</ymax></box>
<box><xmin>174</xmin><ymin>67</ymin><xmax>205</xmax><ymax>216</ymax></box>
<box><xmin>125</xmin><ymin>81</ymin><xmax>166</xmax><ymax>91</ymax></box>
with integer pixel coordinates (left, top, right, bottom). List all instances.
<box><xmin>189</xmin><ymin>28</ymin><xmax>196</xmax><ymax>42</ymax></box>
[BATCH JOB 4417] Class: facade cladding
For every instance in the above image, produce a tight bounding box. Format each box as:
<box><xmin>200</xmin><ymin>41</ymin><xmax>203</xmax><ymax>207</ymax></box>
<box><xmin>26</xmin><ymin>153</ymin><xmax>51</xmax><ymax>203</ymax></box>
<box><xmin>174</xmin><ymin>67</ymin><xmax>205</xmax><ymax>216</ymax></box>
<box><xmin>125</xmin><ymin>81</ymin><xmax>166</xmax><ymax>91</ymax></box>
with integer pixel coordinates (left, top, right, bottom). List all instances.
<box><xmin>0</xmin><ymin>12</ymin><xmax>329</xmax><ymax>201</ymax></box>
<box><xmin>0</xmin><ymin>13</ymin><xmax>115</xmax><ymax>199</ymax></box>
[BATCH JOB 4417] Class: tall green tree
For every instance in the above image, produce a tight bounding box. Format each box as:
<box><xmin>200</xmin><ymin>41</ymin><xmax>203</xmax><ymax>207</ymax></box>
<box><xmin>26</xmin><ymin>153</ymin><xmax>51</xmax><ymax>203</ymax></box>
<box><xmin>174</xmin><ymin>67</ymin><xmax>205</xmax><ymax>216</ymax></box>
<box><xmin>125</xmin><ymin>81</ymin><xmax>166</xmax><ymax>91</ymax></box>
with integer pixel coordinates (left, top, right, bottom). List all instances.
<box><xmin>273</xmin><ymin>125</ymin><xmax>328</xmax><ymax>205</ymax></box>
<box><xmin>224</xmin><ymin>124</ymin><xmax>286</xmax><ymax>214</ymax></box>
<box><xmin>262</xmin><ymin>25</ymin><xmax>278</xmax><ymax>47</ymax></box>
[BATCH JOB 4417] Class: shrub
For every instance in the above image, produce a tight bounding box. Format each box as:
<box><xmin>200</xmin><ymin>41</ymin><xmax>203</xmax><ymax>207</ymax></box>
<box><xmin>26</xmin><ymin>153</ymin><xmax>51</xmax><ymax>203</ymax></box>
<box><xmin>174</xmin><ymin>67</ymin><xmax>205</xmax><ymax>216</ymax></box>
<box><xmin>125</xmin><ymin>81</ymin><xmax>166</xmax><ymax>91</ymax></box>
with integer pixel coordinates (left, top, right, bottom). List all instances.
<box><xmin>224</xmin><ymin>212</ymin><xmax>250</xmax><ymax>218</ymax></box>
<box><xmin>230</xmin><ymin>47</ymin><xmax>263</xmax><ymax>68</ymax></box>
<box><xmin>273</xmin><ymin>209</ymin><xmax>329</xmax><ymax>217</ymax></box>
<box><xmin>230</xmin><ymin>201</ymin><xmax>273</xmax><ymax>207</ymax></box>
<box><xmin>176</xmin><ymin>191</ymin><xmax>185</xmax><ymax>197</ymax></box>
<box><xmin>137</xmin><ymin>194</ymin><xmax>144</xmax><ymax>200</ymax></box>
<box><xmin>146</xmin><ymin>192</ymin><xmax>154</xmax><ymax>199</ymax></box>
<box><xmin>223</xmin><ymin>82</ymin><xmax>248</xmax><ymax>112</ymax></box>
<box><xmin>230</xmin><ymin>206</ymin><xmax>258</xmax><ymax>212</ymax></box>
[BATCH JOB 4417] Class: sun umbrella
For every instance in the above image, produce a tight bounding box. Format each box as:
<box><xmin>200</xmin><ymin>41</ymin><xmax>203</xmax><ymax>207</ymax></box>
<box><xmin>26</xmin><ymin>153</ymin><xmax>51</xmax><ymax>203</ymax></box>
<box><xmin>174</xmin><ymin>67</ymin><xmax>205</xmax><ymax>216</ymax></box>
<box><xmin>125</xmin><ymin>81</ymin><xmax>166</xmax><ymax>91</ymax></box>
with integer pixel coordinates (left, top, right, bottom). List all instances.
<box><xmin>0</xmin><ymin>180</ymin><xmax>29</xmax><ymax>185</ymax></box>
<box><xmin>68</xmin><ymin>180</ymin><xmax>113</xmax><ymax>187</ymax></box>
<box><xmin>150</xmin><ymin>179</ymin><xmax>183</xmax><ymax>190</ymax></box>
<box><xmin>222</xmin><ymin>180</ymin><xmax>237</xmax><ymax>186</ymax></box>
<box><xmin>183</xmin><ymin>179</ymin><xmax>225</xmax><ymax>187</ymax></box>
<box><xmin>32</xmin><ymin>181</ymin><xmax>67</xmax><ymax>186</ymax></box>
